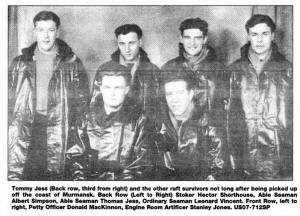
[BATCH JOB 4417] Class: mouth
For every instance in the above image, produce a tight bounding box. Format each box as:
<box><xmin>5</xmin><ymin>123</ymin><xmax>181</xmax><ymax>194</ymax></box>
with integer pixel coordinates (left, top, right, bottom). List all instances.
<box><xmin>42</xmin><ymin>40</ymin><xmax>51</xmax><ymax>44</ymax></box>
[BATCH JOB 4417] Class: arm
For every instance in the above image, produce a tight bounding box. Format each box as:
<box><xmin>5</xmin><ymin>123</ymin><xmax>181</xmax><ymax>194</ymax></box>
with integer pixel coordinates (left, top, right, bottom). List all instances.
<box><xmin>206</xmin><ymin>126</ymin><xmax>227</xmax><ymax>180</ymax></box>
<box><xmin>120</xmin><ymin>116</ymin><xmax>156</xmax><ymax>180</ymax></box>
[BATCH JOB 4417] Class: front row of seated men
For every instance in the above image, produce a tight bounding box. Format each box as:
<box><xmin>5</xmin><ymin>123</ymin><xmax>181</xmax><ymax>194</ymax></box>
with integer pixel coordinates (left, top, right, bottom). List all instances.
<box><xmin>66</xmin><ymin>62</ymin><xmax>226</xmax><ymax>181</ymax></box>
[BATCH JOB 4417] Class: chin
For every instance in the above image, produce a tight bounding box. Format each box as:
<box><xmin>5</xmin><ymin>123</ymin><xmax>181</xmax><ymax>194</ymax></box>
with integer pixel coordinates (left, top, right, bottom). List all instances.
<box><xmin>187</xmin><ymin>50</ymin><xmax>200</xmax><ymax>56</ymax></box>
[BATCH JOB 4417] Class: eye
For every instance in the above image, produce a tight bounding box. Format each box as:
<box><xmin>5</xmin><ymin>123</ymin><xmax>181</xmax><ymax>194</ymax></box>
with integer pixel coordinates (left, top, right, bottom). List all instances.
<box><xmin>129</xmin><ymin>41</ymin><xmax>137</xmax><ymax>45</ymax></box>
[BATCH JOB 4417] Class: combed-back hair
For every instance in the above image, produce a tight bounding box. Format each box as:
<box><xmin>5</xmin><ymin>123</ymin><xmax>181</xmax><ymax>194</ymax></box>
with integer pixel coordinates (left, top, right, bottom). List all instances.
<box><xmin>114</xmin><ymin>24</ymin><xmax>143</xmax><ymax>39</ymax></box>
<box><xmin>161</xmin><ymin>64</ymin><xmax>197</xmax><ymax>90</ymax></box>
<box><xmin>99</xmin><ymin>61</ymin><xmax>131</xmax><ymax>85</ymax></box>
<box><xmin>179</xmin><ymin>18</ymin><xmax>208</xmax><ymax>36</ymax></box>
<box><xmin>245</xmin><ymin>14</ymin><xmax>276</xmax><ymax>33</ymax></box>
<box><xmin>33</xmin><ymin>10</ymin><xmax>61</xmax><ymax>28</ymax></box>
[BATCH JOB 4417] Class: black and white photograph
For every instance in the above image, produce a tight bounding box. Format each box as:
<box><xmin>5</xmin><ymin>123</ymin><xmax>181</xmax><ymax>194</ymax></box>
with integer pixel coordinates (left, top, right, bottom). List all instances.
<box><xmin>7</xmin><ymin>5</ymin><xmax>293</xmax><ymax>181</ymax></box>
<box><xmin>2</xmin><ymin>2</ymin><xmax>300</xmax><ymax>216</ymax></box>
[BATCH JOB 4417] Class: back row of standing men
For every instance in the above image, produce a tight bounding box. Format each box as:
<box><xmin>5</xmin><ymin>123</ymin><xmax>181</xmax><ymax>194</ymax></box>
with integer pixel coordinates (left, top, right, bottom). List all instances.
<box><xmin>8</xmin><ymin>10</ymin><xmax>292</xmax><ymax>181</ymax></box>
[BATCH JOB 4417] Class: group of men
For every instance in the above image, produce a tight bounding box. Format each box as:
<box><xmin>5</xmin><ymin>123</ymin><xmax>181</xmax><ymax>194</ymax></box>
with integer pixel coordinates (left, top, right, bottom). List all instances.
<box><xmin>8</xmin><ymin>10</ymin><xmax>292</xmax><ymax>181</ymax></box>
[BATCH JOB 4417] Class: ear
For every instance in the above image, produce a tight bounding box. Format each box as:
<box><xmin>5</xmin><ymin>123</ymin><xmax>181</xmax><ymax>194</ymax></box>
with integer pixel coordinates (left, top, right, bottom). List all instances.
<box><xmin>204</xmin><ymin>36</ymin><xmax>208</xmax><ymax>44</ymax></box>
<box><xmin>271</xmin><ymin>32</ymin><xmax>274</xmax><ymax>41</ymax></box>
<box><xmin>138</xmin><ymin>38</ymin><xmax>143</xmax><ymax>47</ymax></box>
<box><xmin>56</xmin><ymin>28</ymin><xmax>59</xmax><ymax>38</ymax></box>
<box><xmin>188</xmin><ymin>89</ymin><xmax>195</xmax><ymax>101</ymax></box>
<box><xmin>180</xmin><ymin>34</ymin><xmax>183</xmax><ymax>43</ymax></box>
<box><xmin>125</xmin><ymin>86</ymin><xmax>130</xmax><ymax>95</ymax></box>
<box><xmin>247</xmin><ymin>33</ymin><xmax>251</xmax><ymax>42</ymax></box>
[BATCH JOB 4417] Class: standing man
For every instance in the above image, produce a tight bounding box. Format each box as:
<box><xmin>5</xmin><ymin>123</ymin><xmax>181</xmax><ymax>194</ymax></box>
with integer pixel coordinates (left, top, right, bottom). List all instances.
<box><xmin>92</xmin><ymin>24</ymin><xmax>160</xmax><ymax>118</ymax></box>
<box><xmin>8</xmin><ymin>11</ymin><xmax>90</xmax><ymax>180</ymax></box>
<box><xmin>69</xmin><ymin>62</ymin><xmax>156</xmax><ymax>181</ymax></box>
<box><xmin>162</xmin><ymin>18</ymin><xmax>227</xmax><ymax>127</ymax></box>
<box><xmin>155</xmin><ymin>65</ymin><xmax>226</xmax><ymax>180</ymax></box>
<box><xmin>228</xmin><ymin>14</ymin><xmax>293</xmax><ymax>180</ymax></box>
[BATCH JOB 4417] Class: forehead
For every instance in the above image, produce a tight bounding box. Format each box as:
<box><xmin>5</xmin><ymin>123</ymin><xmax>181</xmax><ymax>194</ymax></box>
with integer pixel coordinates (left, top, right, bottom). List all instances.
<box><xmin>249</xmin><ymin>23</ymin><xmax>272</xmax><ymax>33</ymax></box>
<box><xmin>102</xmin><ymin>75</ymin><xmax>127</xmax><ymax>86</ymax></box>
<box><xmin>35</xmin><ymin>20</ymin><xmax>57</xmax><ymax>28</ymax></box>
<box><xmin>182</xmin><ymin>28</ymin><xmax>204</xmax><ymax>37</ymax></box>
<box><xmin>117</xmin><ymin>32</ymin><xmax>139</xmax><ymax>42</ymax></box>
<box><xmin>164</xmin><ymin>80</ymin><xmax>188</xmax><ymax>91</ymax></box>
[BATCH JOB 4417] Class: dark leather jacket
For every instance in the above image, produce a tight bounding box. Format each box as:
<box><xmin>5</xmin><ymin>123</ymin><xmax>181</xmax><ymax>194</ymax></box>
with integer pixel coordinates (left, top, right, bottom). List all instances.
<box><xmin>227</xmin><ymin>43</ymin><xmax>293</xmax><ymax>180</ymax></box>
<box><xmin>161</xmin><ymin>45</ymin><xmax>227</xmax><ymax>127</ymax></box>
<box><xmin>8</xmin><ymin>39</ymin><xmax>90</xmax><ymax>180</ymax></box>
<box><xmin>155</xmin><ymin>103</ymin><xmax>227</xmax><ymax>180</ymax></box>
<box><xmin>92</xmin><ymin>48</ymin><xmax>160</xmax><ymax>119</ymax></box>
<box><xmin>68</xmin><ymin>98</ymin><xmax>156</xmax><ymax>181</ymax></box>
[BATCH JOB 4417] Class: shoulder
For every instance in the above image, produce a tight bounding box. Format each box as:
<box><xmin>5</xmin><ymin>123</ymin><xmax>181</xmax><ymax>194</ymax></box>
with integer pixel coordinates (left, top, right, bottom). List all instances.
<box><xmin>161</xmin><ymin>56</ymin><xmax>183</xmax><ymax>70</ymax></box>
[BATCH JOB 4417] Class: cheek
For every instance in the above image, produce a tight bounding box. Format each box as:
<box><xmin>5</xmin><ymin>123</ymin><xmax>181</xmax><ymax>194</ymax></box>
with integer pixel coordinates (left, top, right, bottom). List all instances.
<box><xmin>49</xmin><ymin>32</ymin><xmax>57</xmax><ymax>40</ymax></box>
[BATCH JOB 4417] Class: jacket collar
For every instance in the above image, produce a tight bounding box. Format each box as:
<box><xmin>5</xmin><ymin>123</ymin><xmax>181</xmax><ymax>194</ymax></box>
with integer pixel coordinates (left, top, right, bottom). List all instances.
<box><xmin>240</xmin><ymin>42</ymin><xmax>286</xmax><ymax>62</ymax></box>
<box><xmin>110</xmin><ymin>47</ymin><xmax>151</xmax><ymax>64</ymax></box>
<box><xmin>21</xmin><ymin>38</ymin><xmax>74</xmax><ymax>61</ymax></box>
<box><xmin>240</xmin><ymin>42</ymin><xmax>291</xmax><ymax>71</ymax></box>
<box><xmin>91</xmin><ymin>96</ymin><xmax>142</xmax><ymax>127</ymax></box>
<box><xmin>175</xmin><ymin>43</ymin><xmax>218</xmax><ymax>64</ymax></box>
<box><xmin>160</xmin><ymin>100</ymin><xmax>207</xmax><ymax>138</ymax></box>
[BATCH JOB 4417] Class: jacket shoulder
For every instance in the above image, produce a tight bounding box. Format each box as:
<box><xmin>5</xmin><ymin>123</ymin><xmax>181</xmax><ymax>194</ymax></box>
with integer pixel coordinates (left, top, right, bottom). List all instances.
<box><xmin>161</xmin><ymin>57</ymin><xmax>183</xmax><ymax>70</ymax></box>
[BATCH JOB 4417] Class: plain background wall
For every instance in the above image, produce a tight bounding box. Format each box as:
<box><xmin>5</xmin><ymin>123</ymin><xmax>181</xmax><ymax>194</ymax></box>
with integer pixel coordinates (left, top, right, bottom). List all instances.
<box><xmin>8</xmin><ymin>6</ymin><xmax>292</xmax><ymax>86</ymax></box>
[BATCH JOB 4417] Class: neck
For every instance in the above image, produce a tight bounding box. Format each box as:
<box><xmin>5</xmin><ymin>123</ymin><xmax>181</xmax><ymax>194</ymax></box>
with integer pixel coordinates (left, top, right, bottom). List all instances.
<box><xmin>249</xmin><ymin>46</ymin><xmax>271</xmax><ymax>60</ymax></box>
<box><xmin>104</xmin><ymin>104</ymin><xmax>122</xmax><ymax>115</ymax></box>
<box><xmin>37</xmin><ymin>44</ymin><xmax>56</xmax><ymax>55</ymax></box>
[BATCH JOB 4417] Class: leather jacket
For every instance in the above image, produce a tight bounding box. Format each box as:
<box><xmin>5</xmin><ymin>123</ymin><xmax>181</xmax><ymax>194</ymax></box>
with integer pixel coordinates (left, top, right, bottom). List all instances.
<box><xmin>155</xmin><ymin>103</ymin><xmax>227</xmax><ymax>180</ymax></box>
<box><xmin>8</xmin><ymin>39</ymin><xmax>90</xmax><ymax>180</ymax></box>
<box><xmin>227</xmin><ymin>43</ymin><xmax>293</xmax><ymax>180</ymax></box>
<box><xmin>92</xmin><ymin>48</ymin><xmax>160</xmax><ymax>119</ymax></box>
<box><xmin>67</xmin><ymin>98</ymin><xmax>156</xmax><ymax>181</ymax></box>
<box><xmin>161</xmin><ymin>44</ymin><xmax>228</xmax><ymax>127</ymax></box>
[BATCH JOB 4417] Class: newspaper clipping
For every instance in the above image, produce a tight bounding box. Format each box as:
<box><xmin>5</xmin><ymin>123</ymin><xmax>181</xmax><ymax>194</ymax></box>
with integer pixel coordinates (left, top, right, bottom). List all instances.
<box><xmin>3</xmin><ymin>2</ymin><xmax>300</xmax><ymax>216</ymax></box>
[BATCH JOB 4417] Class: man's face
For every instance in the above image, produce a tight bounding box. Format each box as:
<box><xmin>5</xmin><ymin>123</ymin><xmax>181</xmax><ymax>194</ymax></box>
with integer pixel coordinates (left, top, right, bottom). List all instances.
<box><xmin>165</xmin><ymin>80</ymin><xmax>194</xmax><ymax>118</ymax></box>
<box><xmin>34</xmin><ymin>20</ymin><xmax>58</xmax><ymax>52</ymax></box>
<box><xmin>181</xmin><ymin>28</ymin><xmax>207</xmax><ymax>56</ymax></box>
<box><xmin>248</xmin><ymin>23</ymin><xmax>274</xmax><ymax>55</ymax></box>
<box><xmin>100</xmin><ymin>76</ymin><xmax>129</xmax><ymax>109</ymax></box>
<box><xmin>117</xmin><ymin>32</ymin><xmax>141</xmax><ymax>62</ymax></box>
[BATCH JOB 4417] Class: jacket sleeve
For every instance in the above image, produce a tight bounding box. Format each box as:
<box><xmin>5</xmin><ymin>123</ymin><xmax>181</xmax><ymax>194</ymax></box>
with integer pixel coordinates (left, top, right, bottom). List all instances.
<box><xmin>120</xmin><ymin>116</ymin><xmax>156</xmax><ymax>180</ymax></box>
<box><xmin>72</xmin><ymin>57</ymin><xmax>90</xmax><ymax>118</ymax></box>
<box><xmin>206</xmin><ymin>126</ymin><xmax>227</xmax><ymax>180</ymax></box>
<box><xmin>65</xmin><ymin>117</ymin><xmax>90</xmax><ymax>180</ymax></box>
<box><xmin>8</xmin><ymin>56</ymin><xmax>21</xmax><ymax>124</ymax></box>
<box><xmin>142</xmin><ymin>64</ymin><xmax>161</xmax><ymax>119</ymax></box>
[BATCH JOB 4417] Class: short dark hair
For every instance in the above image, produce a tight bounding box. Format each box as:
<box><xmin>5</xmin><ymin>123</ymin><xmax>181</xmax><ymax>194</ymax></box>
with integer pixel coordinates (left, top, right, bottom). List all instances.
<box><xmin>114</xmin><ymin>24</ymin><xmax>143</xmax><ymax>39</ymax></box>
<box><xmin>99</xmin><ymin>62</ymin><xmax>131</xmax><ymax>85</ymax></box>
<box><xmin>245</xmin><ymin>14</ymin><xmax>276</xmax><ymax>33</ymax></box>
<box><xmin>33</xmin><ymin>10</ymin><xmax>60</xmax><ymax>28</ymax></box>
<box><xmin>161</xmin><ymin>64</ymin><xmax>196</xmax><ymax>91</ymax></box>
<box><xmin>179</xmin><ymin>18</ymin><xmax>208</xmax><ymax>36</ymax></box>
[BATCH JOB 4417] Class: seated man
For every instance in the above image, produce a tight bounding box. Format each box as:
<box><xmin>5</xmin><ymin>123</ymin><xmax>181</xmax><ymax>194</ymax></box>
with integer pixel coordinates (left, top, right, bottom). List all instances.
<box><xmin>155</xmin><ymin>65</ymin><xmax>227</xmax><ymax>180</ymax></box>
<box><xmin>68</xmin><ymin>62</ymin><xmax>156</xmax><ymax>181</ymax></box>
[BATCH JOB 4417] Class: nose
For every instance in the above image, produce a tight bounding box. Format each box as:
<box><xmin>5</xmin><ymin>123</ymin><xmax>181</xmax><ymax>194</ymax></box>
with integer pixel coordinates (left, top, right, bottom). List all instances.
<box><xmin>169</xmin><ymin>95</ymin><xmax>178</xmax><ymax>104</ymax></box>
<box><xmin>257</xmin><ymin>34</ymin><xmax>263</xmax><ymax>43</ymax></box>
<box><xmin>125</xmin><ymin>44</ymin><xmax>130</xmax><ymax>52</ymax></box>
<box><xmin>191</xmin><ymin>38</ymin><xmax>196</xmax><ymax>46</ymax></box>
<box><xmin>43</xmin><ymin>30</ymin><xmax>49</xmax><ymax>39</ymax></box>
